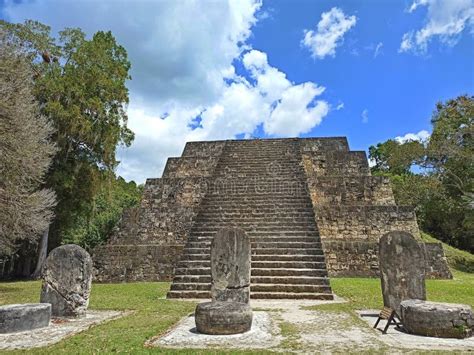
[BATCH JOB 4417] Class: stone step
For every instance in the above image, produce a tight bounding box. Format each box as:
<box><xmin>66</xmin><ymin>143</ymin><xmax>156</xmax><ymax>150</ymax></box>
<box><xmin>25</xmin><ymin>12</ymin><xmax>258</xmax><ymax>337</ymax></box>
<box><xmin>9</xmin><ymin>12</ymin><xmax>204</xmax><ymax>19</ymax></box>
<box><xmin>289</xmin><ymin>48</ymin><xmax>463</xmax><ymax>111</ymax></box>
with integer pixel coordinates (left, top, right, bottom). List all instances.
<box><xmin>200</xmin><ymin>196</ymin><xmax>312</xmax><ymax>202</ymax></box>
<box><xmin>173</xmin><ymin>267</ymin><xmax>329</xmax><ymax>278</ymax></box>
<box><xmin>177</xmin><ymin>259</ymin><xmax>326</xmax><ymax>269</ymax></box>
<box><xmin>196</xmin><ymin>214</ymin><xmax>315</xmax><ymax>220</ymax></box>
<box><xmin>170</xmin><ymin>283</ymin><xmax>210</xmax><ymax>291</ymax></box>
<box><xmin>167</xmin><ymin>290</ymin><xmax>210</xmax><ymax>299</ymax></box>
<box><xmin>252</xmin><ymin>254</ymin><xmax>326</xmax><ymax>262</ymax></box>
<box><xmin>191</xmin><ymin>230</ymin><xmax>320</xmax><ymax>237</ymax></box>
<box><xmin>185</xmin><ymin>241</ymin><xmax>321</xmax><ymax>249</ymax></box>
<box><xmin>172</xmin><ymin>275</ymin><xmax>329</xmax><ymax>285</ymax></box>
<box><xmin>188</xmin><ymin>237</ymin><xmax>319</xmax><ymax>243</ymax></box>
<box><xmin>191</xmin><ymin>225</ymin><xmax>318</xmax><ymax>233</ymax></box>
<box><xmin>167</xmin><ymin>290</ymin><xmax>334</xmax><ymax>300</ymax></box>
<box><xmin>181</xmin><ymin>254</ymin><xmax>325</xmax><ymax>262</ymax></box>
<box><xmin>183</xmin><ymin>247</ymin><xmax>324</xmax><ymax>256</ymax></box>
<box><xmin>251</xmin><ymin>284</ymin><xmax>332</xmax><ymax>293</ymax></box>
<box><xmin>250</xmin><ymin>292</ymin><xmax>334</xmax><ymax>300</ymax></box>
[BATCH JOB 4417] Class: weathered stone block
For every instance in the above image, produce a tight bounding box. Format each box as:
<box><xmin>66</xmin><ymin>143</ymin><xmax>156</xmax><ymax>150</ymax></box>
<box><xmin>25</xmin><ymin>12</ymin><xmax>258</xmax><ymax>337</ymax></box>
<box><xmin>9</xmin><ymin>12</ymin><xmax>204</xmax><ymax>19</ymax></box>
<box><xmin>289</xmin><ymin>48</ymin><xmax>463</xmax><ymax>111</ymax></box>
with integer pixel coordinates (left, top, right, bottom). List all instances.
<box><xmin>40</xmin><ymin>245</ymin><xmax>92</xmax><ymax>317</ymax></box>
<box><xmin>211</xmin><ymin>228</ymin><xmax>251</xmax><ymax>304</ymax></box>
<box><xmin>400</xmin><ymin>299</ymin><xmax>474</xmax><ymax>339</ymax></box>
<box><xmin>195</xmin><ymin>301</ymin><xmax>253</xmax><ymax>335</ymax></box>
<box><xmin>0</xmin><ymin>303</ymin><xmax>51</xmax><ymax>333</ymax></box>
<box><xmin>379</xmin><ymin>231</ymin><xmax>426</xmax><ymax>315</ymax></box>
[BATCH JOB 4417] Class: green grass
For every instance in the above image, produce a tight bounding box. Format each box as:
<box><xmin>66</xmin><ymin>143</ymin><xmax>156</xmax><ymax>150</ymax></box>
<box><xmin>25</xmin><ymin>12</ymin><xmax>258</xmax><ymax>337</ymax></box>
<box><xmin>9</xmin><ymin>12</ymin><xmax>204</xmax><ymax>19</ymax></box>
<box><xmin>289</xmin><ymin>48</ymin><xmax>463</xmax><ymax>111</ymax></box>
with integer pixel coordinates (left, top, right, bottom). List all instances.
<box><xmin>1</xmin><ymin>234</ymin><xmax>472</xmax><ymax>353</ymax></box>
<box><xmin>304</xmin><ymin>270</ymin><xmax>474</xmax><ymax>313</ymax></box>
<box><xmin>421</xmin><ymin>232</ymin><xmax>474</xmax><ymax>273</ymax></box>
<box><xmin>1</xmin><ymin>282</ymin><xmax>197</xmax><ymax>354</ymax></box>
<box><xmin>1</xmin><ymin>272</ymin><xmax>473</xmax><ymax>353</ymax></box>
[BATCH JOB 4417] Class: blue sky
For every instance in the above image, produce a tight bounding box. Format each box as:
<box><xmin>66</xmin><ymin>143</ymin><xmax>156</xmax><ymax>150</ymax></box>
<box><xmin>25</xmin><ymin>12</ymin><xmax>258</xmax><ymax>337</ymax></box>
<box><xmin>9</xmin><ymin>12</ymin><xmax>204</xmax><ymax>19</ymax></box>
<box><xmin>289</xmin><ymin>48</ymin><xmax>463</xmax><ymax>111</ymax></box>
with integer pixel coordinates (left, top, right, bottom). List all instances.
<box><xmin>1</xmin><ymin>0</ymin><xmax>473</xmax><ymax>183</ymax></box>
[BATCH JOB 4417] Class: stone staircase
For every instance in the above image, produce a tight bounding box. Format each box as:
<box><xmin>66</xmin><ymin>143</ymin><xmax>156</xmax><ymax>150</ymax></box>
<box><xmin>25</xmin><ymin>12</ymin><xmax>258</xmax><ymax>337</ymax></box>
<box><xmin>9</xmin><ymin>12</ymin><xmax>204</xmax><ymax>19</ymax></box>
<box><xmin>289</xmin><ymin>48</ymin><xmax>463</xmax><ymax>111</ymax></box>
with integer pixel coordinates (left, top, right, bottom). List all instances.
<box><xmin>167</xmin><ymin>139</ymin><xmax>333</xmax><ymax>300</ymax></box>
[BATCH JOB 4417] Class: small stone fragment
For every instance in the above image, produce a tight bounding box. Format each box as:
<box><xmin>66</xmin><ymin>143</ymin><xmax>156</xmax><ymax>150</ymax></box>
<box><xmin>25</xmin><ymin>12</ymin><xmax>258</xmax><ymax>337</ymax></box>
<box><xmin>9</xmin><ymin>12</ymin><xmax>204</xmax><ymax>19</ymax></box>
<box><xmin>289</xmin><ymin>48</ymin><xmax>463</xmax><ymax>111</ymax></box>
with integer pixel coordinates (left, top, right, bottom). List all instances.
<box><xmin>40</xmin><ymin>244</ymin><xmax>93</xmax><ymax>317</ymax></box>
<box><xmin>0</xmin><ymin>304</ymin><xmax>51</xmax><ymax>333</ymax></box>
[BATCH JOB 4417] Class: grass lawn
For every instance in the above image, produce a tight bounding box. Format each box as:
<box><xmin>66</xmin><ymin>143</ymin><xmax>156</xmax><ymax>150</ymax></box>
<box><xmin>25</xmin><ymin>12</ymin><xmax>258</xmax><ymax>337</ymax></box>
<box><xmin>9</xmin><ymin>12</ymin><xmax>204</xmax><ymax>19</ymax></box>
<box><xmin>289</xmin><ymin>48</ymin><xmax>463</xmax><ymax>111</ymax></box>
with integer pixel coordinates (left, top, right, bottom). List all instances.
<box><xmin>1</xmin><ymin>270</ymin><xmax>473</xmax><ymax>353</ymax></box>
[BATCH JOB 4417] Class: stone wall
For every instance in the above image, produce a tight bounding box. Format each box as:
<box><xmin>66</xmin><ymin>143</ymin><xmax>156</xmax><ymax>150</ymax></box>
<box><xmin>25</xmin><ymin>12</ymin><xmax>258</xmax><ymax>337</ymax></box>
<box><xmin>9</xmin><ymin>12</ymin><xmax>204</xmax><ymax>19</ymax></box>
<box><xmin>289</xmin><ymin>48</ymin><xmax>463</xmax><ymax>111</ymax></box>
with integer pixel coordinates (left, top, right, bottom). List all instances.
<box><xmin>316</xmin><ymin>206</ymin><xmax>421</xmax><ymax>241</ymax></box>
<box><xmin>92</xmin><ymin>141</ymin><xmax>225</xmax><ymax>282</ymax></box>
<box><xmin>93</xmin><ymin>245</ymin><xmax>184</xmax><ymax>282</ymax></box>
<box><xmin>302</xmin><ymin>151</ymin><xmax>370</xmax><ymax>177</ymax></box>
<box><xmin>322</xmin><ymin>240</ymin><xmax>452</xmax><ymax>279</ymax></box>
<box><xmin>307</xmin><ymin>176</ymin><xmax>395</xmax><ymax>205</ymax></box>
<box><xmin>182</xmin><ymin>141</ymin><xmax>226</xmax><ymax>157</ymax></box>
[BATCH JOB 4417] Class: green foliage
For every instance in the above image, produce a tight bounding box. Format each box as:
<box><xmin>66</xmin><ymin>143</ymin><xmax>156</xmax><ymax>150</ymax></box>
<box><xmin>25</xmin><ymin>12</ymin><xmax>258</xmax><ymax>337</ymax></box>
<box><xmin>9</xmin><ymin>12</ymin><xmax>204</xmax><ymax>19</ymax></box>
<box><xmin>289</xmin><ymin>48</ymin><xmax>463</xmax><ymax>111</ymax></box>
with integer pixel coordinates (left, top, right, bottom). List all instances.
<box><xmin>369</xmin><ymin>95</ymin><xmax>474</xmax><ymax>253</ymax></box>
<box><xmin>0</xmin><ymin>20</ymin><xmax>135</xmax><ymax>248</ymax></box>
<box><xmin>421</xmin><ymin>232</ymin><xmax>474</xmax><ymax>273</ymax></box>
<box><xmin>369</xmin><ymin>139</ymin><xmax>425</xmax><ymax>175</ymax></box>
<box><xmin>62</xmin><ymin>177</ymin><xmax>142</xmax><ymax>251</ymax></box>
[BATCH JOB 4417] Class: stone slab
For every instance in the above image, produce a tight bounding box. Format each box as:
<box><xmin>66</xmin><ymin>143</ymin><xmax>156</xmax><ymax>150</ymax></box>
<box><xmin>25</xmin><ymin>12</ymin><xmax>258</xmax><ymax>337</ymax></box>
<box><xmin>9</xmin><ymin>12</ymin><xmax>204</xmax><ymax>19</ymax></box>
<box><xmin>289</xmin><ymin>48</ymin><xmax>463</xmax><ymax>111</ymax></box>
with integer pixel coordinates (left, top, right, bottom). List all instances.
<box><xmin>147</xmin><ymin>311</ymin><xmax>279</xmax><ymax>349</ymax></box>
<box><xmin>400</xmin><ymin>299</ymin><xmax>474</xmax><ymax>339</ymax></box>
<box><xmin>0</xmin><ymin>303</ymin><xmax>51</xmax><ymax>334</ymax></box>
<box><xmin>359</xmin><ymin>310</ymin><xmax>474</xmax><ymax>351</ymax></box>
<box><xmin>0</xmin><ymin>310</ymin><xmax>125</xmax><ymax>350</ymax></box>
<box><xmin>379</xmin><ymin>231</ymin><xmax>426</xmax><ymax>315</ymax></box>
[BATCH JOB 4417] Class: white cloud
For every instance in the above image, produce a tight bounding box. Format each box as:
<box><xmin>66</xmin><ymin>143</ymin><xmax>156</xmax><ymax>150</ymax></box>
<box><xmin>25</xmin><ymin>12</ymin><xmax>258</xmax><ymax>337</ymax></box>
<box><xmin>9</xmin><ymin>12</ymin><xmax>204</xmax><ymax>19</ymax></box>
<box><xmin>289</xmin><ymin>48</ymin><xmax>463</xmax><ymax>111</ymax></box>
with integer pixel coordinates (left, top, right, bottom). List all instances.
<box><xmin>374</xmin><ymin>42</ymin><xmax>383</xmax><ymax>58</ymax></box>
<box><xmin>302</xmin><ymin>7</ymin><xmax>357</xmax><ymax>59</ymax></box>
<box><xmin>395</xmin><ymin>130</ymin><xmax>431</xmax><ymax>143</ymax></box>
<box><xmin>117</xmin><ymin>49</ymin><xmax>329</xmax><ymax>182</ymax></box>
<box><xmin>336</xmin><ymin>102</ymin><xmax>345</xmax><ymax>110</ymax></box>
<box><xmin>266</xmin><ymin>83</ymin><xmax>329</xmax><ymax>136</ymax></box>
<box><xmin>400</xmin><ymin>0</ymin><xmax>474</xmax><ymax>54</ymax></box>
<box><xmin>361</xmin><ymin>109</ymin><xmax>369</xmax><ymax>123</ymax></box>
<box><xmin>4</xmin><ymin>1</ymin><xmax>331</xmax><ymax>183</ymax></box>
<box><xmin>3</xmin><ymin>0</ymin><xmax>262</xmax><ymax>109</ymax></box>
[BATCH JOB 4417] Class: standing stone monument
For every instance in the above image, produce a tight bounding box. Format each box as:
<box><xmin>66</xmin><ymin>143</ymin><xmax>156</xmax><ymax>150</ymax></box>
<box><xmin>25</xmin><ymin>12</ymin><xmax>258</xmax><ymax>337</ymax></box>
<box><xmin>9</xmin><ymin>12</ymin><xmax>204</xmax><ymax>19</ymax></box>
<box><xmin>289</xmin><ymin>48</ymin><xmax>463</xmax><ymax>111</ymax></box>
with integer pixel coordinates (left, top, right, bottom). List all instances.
<box><xmin>379</xmin><ymin>231</ymin><xmax>426</xmax><ymax>315</ymax></box>
<box><xmin>211</xmin><ymin>228</ymin><xmax>251</xmax><ymax>304</ymax></box>
<box><xmin>40</xmin><ymin>244</ymin><xmax>93</xmax><ymax>317</ymax></box>
<box><xmin>195</xmin><ymin>227</ymin><xmax>253</xmax><ymax>335</ymax></box>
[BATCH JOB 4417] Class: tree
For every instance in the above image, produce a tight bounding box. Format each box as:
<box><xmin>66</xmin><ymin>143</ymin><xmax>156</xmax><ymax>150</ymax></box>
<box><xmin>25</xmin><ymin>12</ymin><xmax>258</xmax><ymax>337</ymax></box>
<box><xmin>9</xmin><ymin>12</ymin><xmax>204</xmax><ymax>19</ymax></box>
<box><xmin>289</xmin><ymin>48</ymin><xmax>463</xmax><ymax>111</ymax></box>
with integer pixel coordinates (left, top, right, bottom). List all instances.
<box><xmin>1</xmin><ymin>20</ymin><xmax>134</xmax><ymax>249</ymax></box>
<box><xmin>369</xmin><ymin>139</ymin><xmax>425</xmax><ymax>175</ymax></box>
<box><xmin>0</xmin><ymin>29</ymin><xmax>56</xmax><ymax>257</ymax></box>
<box><xmin>369</xmin><ymin>95</ymin><xmax>473</xmax><ymax>253</ymax></box>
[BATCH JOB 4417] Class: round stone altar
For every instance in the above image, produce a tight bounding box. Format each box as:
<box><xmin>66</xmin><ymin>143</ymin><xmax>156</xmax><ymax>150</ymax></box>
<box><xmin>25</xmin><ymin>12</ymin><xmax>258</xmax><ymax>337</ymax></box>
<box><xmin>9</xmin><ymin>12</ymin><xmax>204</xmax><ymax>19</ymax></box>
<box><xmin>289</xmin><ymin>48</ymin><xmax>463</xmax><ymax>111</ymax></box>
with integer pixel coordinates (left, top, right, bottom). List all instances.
<box><xmin>400</xmin><ymin>299</ymin><xmax>474</xmax><ymax>339</ymax></box>
<box><xmin>195</xmin><ymin>301</ymin><xmax>253</xmax><ymax>335</ymax></box>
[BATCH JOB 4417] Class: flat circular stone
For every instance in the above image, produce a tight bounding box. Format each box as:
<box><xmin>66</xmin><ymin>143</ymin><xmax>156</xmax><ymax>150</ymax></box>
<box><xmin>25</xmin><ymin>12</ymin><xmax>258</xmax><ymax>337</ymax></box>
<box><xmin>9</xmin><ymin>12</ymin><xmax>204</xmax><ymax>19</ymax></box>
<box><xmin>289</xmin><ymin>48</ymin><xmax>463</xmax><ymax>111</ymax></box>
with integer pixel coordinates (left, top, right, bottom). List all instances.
<box><xmin>400</xmin><ymin>299</ymin><xmax>474</xmax><ymax>339</ymax></box>
<box><xmin>0</xmin><ymin>303</ymin><xmax>51</xmax><ymax>334</ymax></box>
<box><xmin>195</xmin><ymin>301</ymin><xmax>253</xmax><ymax>335</ymax></box>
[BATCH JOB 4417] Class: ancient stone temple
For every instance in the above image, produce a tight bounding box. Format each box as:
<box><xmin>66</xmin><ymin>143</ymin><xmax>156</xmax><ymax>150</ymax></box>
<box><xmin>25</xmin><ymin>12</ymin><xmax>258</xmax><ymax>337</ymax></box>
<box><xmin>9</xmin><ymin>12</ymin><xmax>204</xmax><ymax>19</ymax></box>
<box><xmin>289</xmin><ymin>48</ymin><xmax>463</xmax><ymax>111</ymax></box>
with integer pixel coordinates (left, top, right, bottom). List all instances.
<box><xmin>93</xmin><ymin>137</ymin><xmax>451</xmax><ymax>299</ymax></box>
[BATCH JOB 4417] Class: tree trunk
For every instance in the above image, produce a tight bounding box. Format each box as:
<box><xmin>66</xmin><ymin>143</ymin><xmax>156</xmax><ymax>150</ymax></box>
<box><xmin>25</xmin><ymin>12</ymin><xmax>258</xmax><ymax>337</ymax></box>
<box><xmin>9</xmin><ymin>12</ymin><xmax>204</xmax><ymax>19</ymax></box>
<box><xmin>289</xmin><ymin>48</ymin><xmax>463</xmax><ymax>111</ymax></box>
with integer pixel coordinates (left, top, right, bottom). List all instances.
<box><xmin>31</xmin><ymin>227</ymin><xmax>49</xmax><ymax>279</ymax></box>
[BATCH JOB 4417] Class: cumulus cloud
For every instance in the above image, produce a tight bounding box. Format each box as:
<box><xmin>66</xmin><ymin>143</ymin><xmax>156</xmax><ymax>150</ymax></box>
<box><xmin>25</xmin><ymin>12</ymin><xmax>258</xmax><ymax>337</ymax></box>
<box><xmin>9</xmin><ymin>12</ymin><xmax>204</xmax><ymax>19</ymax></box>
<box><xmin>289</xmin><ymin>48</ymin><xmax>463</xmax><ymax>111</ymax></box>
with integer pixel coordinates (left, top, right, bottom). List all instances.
<box><xmin>4</xmin><ymin>1</ymin><xmax>331</xmax><ymax>183</ymax></box>
<box><xmin>302</xmin><ymin>7</ymin><xmax>357</xmax><ymax>59</ymax></box>
<box><xmin>117</xmin><ymin>49</ymin><xmax>329</xmax><ymax>182</ymax></box>
<box><xmin>400</xmin><ymin>0</ymin><xmax>474</xmax><ymax>54</ymax></box>
<box><xmin>395</xmin><ymin>130</ymin><xmax>431</xmax><ymax>143</ymax></box>
<box><xmin>3</xmin><ymin>0</ymin><xmax>262</xmax><ymax>109</ymax></box>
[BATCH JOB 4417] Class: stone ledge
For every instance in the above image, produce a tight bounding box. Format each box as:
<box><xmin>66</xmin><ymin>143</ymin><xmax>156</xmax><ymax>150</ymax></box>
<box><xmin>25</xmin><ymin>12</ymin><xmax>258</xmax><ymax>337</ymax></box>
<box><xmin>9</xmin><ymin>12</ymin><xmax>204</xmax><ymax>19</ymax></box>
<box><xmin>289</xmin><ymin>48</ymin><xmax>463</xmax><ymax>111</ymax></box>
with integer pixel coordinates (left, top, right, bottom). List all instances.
<box><xmin>0</xmin><ymin>304</ymin><xmax>51</xmax><ymax>334</ymax></box>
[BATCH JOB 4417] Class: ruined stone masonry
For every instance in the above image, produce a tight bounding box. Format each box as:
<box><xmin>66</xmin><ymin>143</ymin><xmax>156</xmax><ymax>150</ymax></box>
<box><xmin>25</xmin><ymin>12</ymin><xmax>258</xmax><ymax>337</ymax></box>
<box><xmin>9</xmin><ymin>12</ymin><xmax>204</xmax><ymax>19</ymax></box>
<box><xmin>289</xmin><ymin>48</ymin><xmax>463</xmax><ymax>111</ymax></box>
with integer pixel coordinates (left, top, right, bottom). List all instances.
<box><xmin>92</xmin><ymin>137</ymin><xmax>452</xmax><ymax>299</ymax></box>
